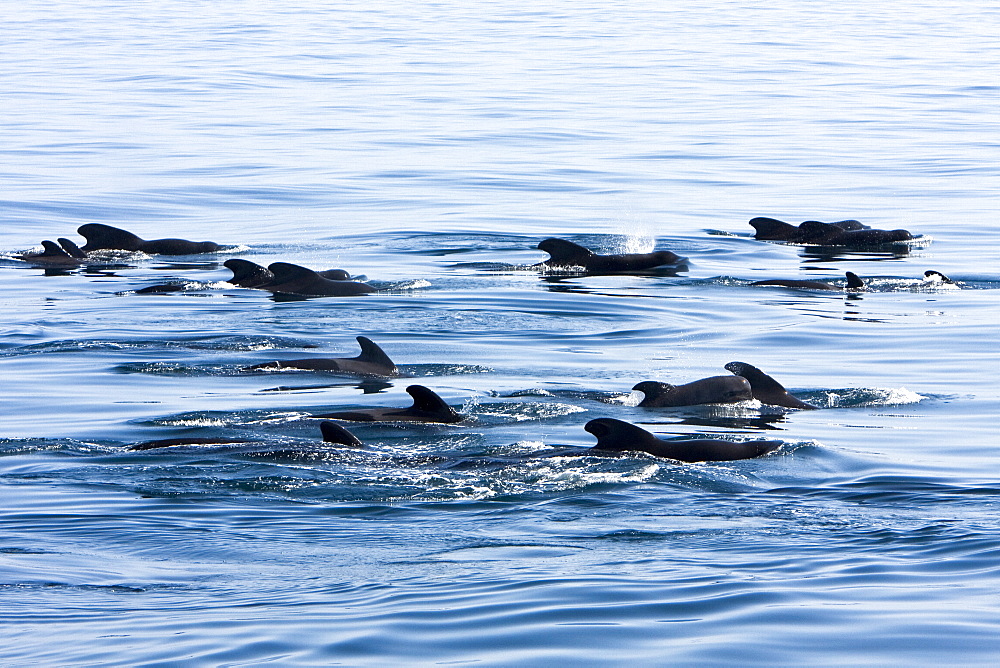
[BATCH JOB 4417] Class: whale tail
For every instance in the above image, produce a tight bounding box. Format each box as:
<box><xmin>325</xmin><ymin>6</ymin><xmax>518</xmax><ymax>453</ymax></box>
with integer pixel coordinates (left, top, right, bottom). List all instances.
<box><xmin>353</xmin><ymin>336</ymin><xmax>397</xmax><ymax>374</ymax></box>
<box><xmin>845</xmin><ymin>272</ymin><xmax>865</xmax><ymax>289</ymax></box>
<box><xmin>406</xmin><ymin>385</ymin><xmax>462</xmax><ymax>422</ymax></box>
<box><xmin>537</xmin><ymin>238</ymin><xmax>595</xmax><ymax>265</ymax></box>
<box><xmin>77</xmin><ymin>223</ymin><xmax>145</xmax><ymax>252</ymax></box>
<box><xmin>320</xmin><ymin>421</ymin><xmax>363</xmax><ymax>446</ymax></box>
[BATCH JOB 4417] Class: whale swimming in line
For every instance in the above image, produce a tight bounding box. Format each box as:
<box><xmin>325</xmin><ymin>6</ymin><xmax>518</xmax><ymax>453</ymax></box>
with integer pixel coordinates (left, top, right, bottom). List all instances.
<box><xmin>632</xmin><ymin>376</ymin><xmax>754</xmax><ymax>407</ymax></box>
<box><xmin>246</xmin><ymin>336</ymin><xmax>399</xmax><ymax>376</ymax></box>
<box><xmin>750</xmin><ymin>272</ymin><xmax>865</xmax><ymax>291</ymax></box>
<box><xmin>313</xmin><ymin>385</ymin><xmax>462</xmax><ymax>423</ymax></box>
<box><xmin>77</xmin><ymin>223</ymin><xmax>221</xmax><ymax>255</ymax></box>
<box><xmin>533</xmin><ymin>238</ymin><xmax>685</xmax><ymax>274</ymax></box>
<box><xmin>585</xmin><ymin>418</ymin><xmax>783</xmax><ymax>462</ymax></box>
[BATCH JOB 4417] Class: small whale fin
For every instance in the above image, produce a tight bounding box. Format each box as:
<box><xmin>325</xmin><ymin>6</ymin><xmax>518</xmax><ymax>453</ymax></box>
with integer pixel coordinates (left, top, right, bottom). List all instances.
<box><xmin>320</xmin><ymin>421</ymin><xmax>363</xmax><ymax>446</ymax></box>
<box><xmin>924</xmin><ymin>270</ymin><xmax>953</xmax><ymax>283</ymax></box>
<box><xmin>405</xmin><ymin>385</ymin><xmax>460</xmax><ymax>421</ymax></box>
<box><xmin>354</xmin><ymin>336</ymin><xmax>397</xmax><ymax>372</ymax></box>
<box><xmin>38</xmin><ymin>240</ymin><xmax>73</xmax><ymax>258</ymax></box>
<box><xmin>537</xmin><ymin>238</ymin><xmax>595</xmax><ymax>265</ymax></box>
<box><xmin>725</xmin><ymin>361</ymin><xmax>819</xmax><ymax>410</ymax></box>
<box><xmin>748</xmin><ymin>217</ymin><xmax>798</xmax><ymax>239</ymax></box>
<box><xmin>845</xmin><ymin>272</ymin><xmax>865</xmax><ymax>289</ymax></box>
<box><xmin>77</xmin><ymin>223</ymin><xmax>145</xmax><ymax>252</ymax></box>
<box><xmin>57</xmin><ymin>238</ymin><xmax>87</xmax><ymax>258</ymax></box>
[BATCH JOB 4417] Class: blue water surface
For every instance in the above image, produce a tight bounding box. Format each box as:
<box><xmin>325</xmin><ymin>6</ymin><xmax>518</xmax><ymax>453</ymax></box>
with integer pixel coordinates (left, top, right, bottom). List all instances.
<box><xmin>2</xmin><ymin>1</ymin><xmax>999</xmax><ymax>665</ymax></box>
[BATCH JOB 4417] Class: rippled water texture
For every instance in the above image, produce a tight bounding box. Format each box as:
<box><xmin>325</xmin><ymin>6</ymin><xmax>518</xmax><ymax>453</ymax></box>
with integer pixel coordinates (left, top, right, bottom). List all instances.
<box><xmin>2</xmin><ymin>1</ymin><xmax>999</xmax><ymax>665</ymax></box>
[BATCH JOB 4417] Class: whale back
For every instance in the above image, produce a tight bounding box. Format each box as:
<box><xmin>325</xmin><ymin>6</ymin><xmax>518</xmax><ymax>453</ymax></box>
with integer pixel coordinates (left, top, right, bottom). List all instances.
<box><xmin>749</xmin><ymin>217</ymin><xmax>799</xmax><ymax>240</ymax></box>
<box><xmin>78</xmin><ymin>223</ymin><xmax>146</xmax><ymax>251</ymax></box>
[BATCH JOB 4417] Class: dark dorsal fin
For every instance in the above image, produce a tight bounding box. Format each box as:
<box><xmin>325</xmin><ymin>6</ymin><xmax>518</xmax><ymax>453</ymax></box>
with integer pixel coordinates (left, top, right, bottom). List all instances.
<box><xmin>797</xmin><ymin>220</ymin><xmax>837</xmax><ymax>239</ymax></box>
<box><xmin>224</xmin><ymin>259</ymin><xmax>274</xmax><ymax>287</ymax></box>
<box><xmin>748</xmin><ymin>217</ymin><xmax>798</xmax><ymax>239</ymax></box>
<box><xmin>354</xmin><ymin>336</ymin><xmax>397</xmax><ymax>372</ymax></box>
<box><xmin>267</xmin><ymin>262</ymin><xmax>322</xmax><ymax>284</ymax></box>
<box><xmin>77</xmin><ymin>223</ymin><xmax>145</xmax><ymax>251</ymax></box>
<box><xmin>924</xmin><ymin>270</ymin><xmax>953</xmax><ymax>283</ymax></box>
<box><xmin>320</xmin><ymin>421</ymin><xmax>363</xmax><ymax>446</ymax></box>
<box><xmin>845</xmin><ymin>272</ymin><xmax>864</xmax><ymax>289</ymax></box>
<box><xmin>632</xmin><ymin>381</ymin><xmax>675</xmax><ymax>403</ymax></box>
<box><xmin>724</xmin><ymin>361</ymin><xmax>787</xmax><ymax>394</ymax></box>
<box><xmin>537</xmin><ymin>238</ymin><xmax>595</xmax><ymax>265</ymax></box>
<box><xmin>39</xmin><ymin>240</ymin><xmax>72</xmax><ymax>258</ymax></box>
<box><xmin>585</xmin><ymin>418</ymin><xmax>661</xmax><ymax>452</ymax></box>
<box><xmin>406</xmin><ymin>385</ymin><xmax>459</xmax><ymax>419</ymax></box>
<box><xmin>57</xmin><ymin>238</ymin><xmax>87</xmax><ymax>258</ymax></box>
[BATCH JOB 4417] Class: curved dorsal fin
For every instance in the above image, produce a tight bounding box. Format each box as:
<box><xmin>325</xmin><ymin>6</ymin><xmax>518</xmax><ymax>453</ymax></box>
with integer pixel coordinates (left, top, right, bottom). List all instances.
<box><xmin>267</xmin><ymin>262</ymin><xmax>322</xmax><ymax>283</ymax></box>
<box><xmin>39</xmin><ymin>240</ymin><xmax>72</xmax><ymax>257</ymax></box>
<box><xmin>537</xmin><ymin>238</ymin><xmax>595</xmax><ymax>264</ymax></box>
<box><xmin>406</xmin><ymin>385</ymin><xmax>459</xmax><ymax>419</ymax></box>
<box><xmin>77</xmin><ymin>223</ymin><xmax>145</xmax><ymax>251</ymax></box>
<box><xmin>585</xmin><ymin>417</ymin><xmax>661</xmax><ymax>452</ymax></box>
<box><xmin>724</xmin><ymin>361</ymin><xmax>787</xmax><ymax>394</ymax></box>
<box><xmin>320</xmin><ymin>421</ymin><xmax>363</xmax><ymax>446</ymax></box>
<box><xmin>845</xmin><ymin>272</ymin><xmax>864</xmax><ymax>289</ymax></box>
<box><xmin>354</xmin><ymin>336</ymin><xmax>397</xmax><ymax>372</ymax></box>
<box><xmin>57</xmin><ymin>238</ymin><xmax>87</xmax><ymax>258</ymax></box>
<box><xmin>632</xmin><ymin>381</ymin><xmax>675</xmax><ymax>401</ymax></box>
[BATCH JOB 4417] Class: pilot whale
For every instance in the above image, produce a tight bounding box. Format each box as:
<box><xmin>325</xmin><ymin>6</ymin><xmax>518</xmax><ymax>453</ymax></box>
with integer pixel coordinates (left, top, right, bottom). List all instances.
<box><xmin>246</xmin><ymin>336</ymin><xmax>399</xmax><ymax>376</ymax></box>
<box><xmin>749</xmin><ymin>217</ymin><xmax>914</xmax><ymax>245</ymax></box>
<box><xmin>314</xmin><ymin>385</ymin><xmax>462</xmax><ymax>423</ymax></box>
<box><xmin>585</xmin><ymin>418</ymin><xmax>782</xmax><ymax>462</ymax></box>
<box><xmin>533</xmin><ymin>238</ymin><xmax>685</xmax><ymax>274</ymax></box>
<box><xmin>224</xmin><ymin>259</ymin><xmax>353</xmax><ymax>289</ymax></box>
<box><xmin>632</xmin><ymin>376</ymin><xmax>753</xmax><ymax>407</ymax></box>
<box><xmin>261</xmin><ymin>262</ymin><xmax>376</xmax><ymax>296</ymax></box>
<box><xmin>750</xmin><ymin>272</ymin><xmax>865</xmax><ymax>291</ymax></box>
<box><xmin>18</xmin><ymin>240</ymin><xmax>85</xmax><ymax>266</ymax></box>
<box><xmin>78</xmin><ymin>223</ymin><xmax>221</xmax><ymax>254</ymax></box>
<box><xmin>724</xmin><ymin>361</ymin><xmax>819</xmax><ymax>410</ymax></box>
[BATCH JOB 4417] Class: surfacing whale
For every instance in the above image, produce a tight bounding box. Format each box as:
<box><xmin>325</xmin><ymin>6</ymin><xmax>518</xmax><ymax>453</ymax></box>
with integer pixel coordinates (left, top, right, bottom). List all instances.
<box><xmin>750</xmin><ymin>272</ymin><xmax>865</xmax><ymax>291</ymax></box>
<box><xmin>246</xmin><ymin>336</ymin><xmax>399</xmax><ymax>376</ymax></box>
<box><xmin>261</xmin><ymin>262</ymin><xmax>376</xmax><ymax>296</ymax></box>
<box><xmin>314</xmin><ymin>384</ymin><xmax>462</xmax><ymax>423</ymax></box>
<box><xmin>632</xmin><ymin>376</ymin><xmax>753</xmax><ymax>407</ymax></box>
<box><xmin>533</xmin><ymin>238</ymin><xmax>685</xmax><ymax>274</ymax></box>
<box><xmin>724</xmin><ymin>361</ymin><xmax>819</xmax><ymax>410</ymax></box>
<box><xmin>78</xmin><ymin>223</ymin><xmax>221</xmax><ymax>255</ymax></box>
<box><xmin>585</xmin><ymin>418</ymin><xmax>782</xmax><ymax>462</ymax></box>
<box><xmin>224</xmin><ymin>259</ymin><xmax>353</xmax><ymax>289</ymax></box>
<box><xmin>749</xmin><ymin>217</ymin><xmax>913</xmax><ymax>245</ymax></box>
<box><xmin>18</xmin><ymin>240</ymin><xmax>85</xmax><ymax>266</ymax></box>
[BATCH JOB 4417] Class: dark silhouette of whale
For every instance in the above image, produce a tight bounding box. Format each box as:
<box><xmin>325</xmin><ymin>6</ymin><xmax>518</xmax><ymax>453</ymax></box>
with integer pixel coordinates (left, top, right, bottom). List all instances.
<box><xmin>128</xmin><ymin>437</ymin><xmax>256</xmax><ymax>451</ymax></box>
<box><xmin>57</xmin><ymin>238</ymin><xmax>88</xmax><ymax>258</ymax></box>
<box><xmin>261</xmin><ymin>262</ymin><xmax>376</xmax><ymax>296</ymax></box>
<box><xmin>224</xmin><ymin>259</ymin><xmax>353</xmax><ymax>289</ymax></box>
<box><xmin>246</xmin><ymin>336</ymin><xmax>399</xmax><ymax>376</ymax></box>
<box><xmin>923</xmin><ymin>270</ymin><xmax>953</xmax><ymax>283</ymax></box>
<box><xmin>749</xmin><ymin>217</ymin><xmax>913</xmax><ymax>245</ymax></box>
<box><xmin>585</xmin><ymin>418</ymin><xmax>782</xmax><ymax>462</ymax></box>
<box><xmin>724</xmin><ymin>362</ymin><xmax>819</xmax><ymax>410</ymax></box>
<box><xmin>632</xmin><ymin>376</ymin><xmax>753</xmax><ymax>407</ymax></box>
<box><xmin>750</xmin><ymin>272</ymin><xmax>865</xmax><ymax>291</ymax></box>
<box><xmin>533</xmin><ymin>238</ymin><xmax>684</xmax><ymax>274</ymax></box>
<box><xmin>320</xmin><ymin>421</ymin><xmax>364</xmax><ymax>446</ymax></box>
<box><xmin>314</xmin><ymin>385</ymin><xmax>462</xmax><ymax>423</ymax></box>
<box><xmin>78</xmin><ymin>223</ymin><xmax>221</xmax><ymax>254</ymax></box>
<box><xmin>18</xmin><ymin>240</ymin><xmax>85</xmax><ymax>266</ymax></box>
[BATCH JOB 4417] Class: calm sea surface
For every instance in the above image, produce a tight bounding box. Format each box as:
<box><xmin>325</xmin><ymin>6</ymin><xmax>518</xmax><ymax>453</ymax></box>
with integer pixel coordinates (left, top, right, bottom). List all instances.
<box><xmin>2</xmin><ymin>1</ymin><xmax>999</xmax><ymax>665</ymax></box>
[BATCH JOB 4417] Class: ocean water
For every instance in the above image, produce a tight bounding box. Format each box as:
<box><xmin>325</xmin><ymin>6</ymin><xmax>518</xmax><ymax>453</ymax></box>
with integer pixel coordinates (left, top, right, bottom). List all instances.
<box><xmin>2</xmin><ymin>1</ymin><xmax>999</xmax><ymax>665</ymax></box>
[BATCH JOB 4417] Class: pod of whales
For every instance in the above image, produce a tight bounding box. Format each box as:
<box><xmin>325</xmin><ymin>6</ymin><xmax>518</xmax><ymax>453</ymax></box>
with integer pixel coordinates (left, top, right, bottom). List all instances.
<box><xmin>725</xmin><ymin>361</ymin><xmax>819</xmax><ymax>410</ymax></box>
<box><xmin>78</xmin><ymin>223</ymin><xmax>221</xmax><ymax>255</ymax></box>
<box><xmin>751</xmin><ymin>271</ymin><xmax>865</xmax><ymax>291</ymax></box>
<box><xmin>246</xmin><ymin>336</ymin><xmax>399</xmax><ymax>376</ymax></box>
<box><xmin>749</xmin><ymin>217</ymin><xmax>914</xmax><ymax>245</ymax></box>
<box><xmin>585</xmin><ymin>418</ymin><xmax>782</xmax><ymax>462</ymax></box>
<box><xmin>314</xmin><ymin>384</ymin><xmax>462</xmax><ymax>423</ymax></box>
<box><xmin>533</xmin><ymin>238</ymin><xmax>685</xmax><ymax>274</ymax></box>
<box><xmin>633</xmin><ymin>377</ymin><xmax>753</xmax><ymax>407</ymax></box>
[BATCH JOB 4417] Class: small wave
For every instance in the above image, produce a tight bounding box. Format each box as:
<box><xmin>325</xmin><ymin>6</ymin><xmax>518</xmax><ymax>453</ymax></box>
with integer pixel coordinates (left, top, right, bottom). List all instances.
<box><xmin>817</xmin><ymin>387</ymin><xmax>925</xmax><ymax>408</ymax></box>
